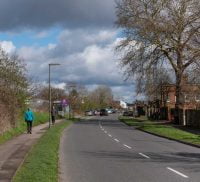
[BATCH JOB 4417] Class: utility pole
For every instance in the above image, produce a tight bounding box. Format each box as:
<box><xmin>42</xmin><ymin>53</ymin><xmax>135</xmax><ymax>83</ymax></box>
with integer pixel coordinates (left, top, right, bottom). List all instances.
<box><xmin>49</xmin><ymin>63</ymin><xmax>60</xmax><ymax>128</ymax></box>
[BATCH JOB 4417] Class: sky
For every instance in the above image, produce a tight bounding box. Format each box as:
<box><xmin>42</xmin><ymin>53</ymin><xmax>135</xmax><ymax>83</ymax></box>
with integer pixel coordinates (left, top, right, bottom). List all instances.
<box><xmin>0</xmin><ymin>0</ymin><xmax>137</xmax><ymax>102</ymax></box>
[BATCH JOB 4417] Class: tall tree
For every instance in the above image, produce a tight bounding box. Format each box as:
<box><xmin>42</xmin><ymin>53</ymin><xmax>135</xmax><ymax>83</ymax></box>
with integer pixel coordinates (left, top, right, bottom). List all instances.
<box><xmin>116</xmin><ymin>0</ymin><xmax>200</xmax><ymax>124</ymax></box>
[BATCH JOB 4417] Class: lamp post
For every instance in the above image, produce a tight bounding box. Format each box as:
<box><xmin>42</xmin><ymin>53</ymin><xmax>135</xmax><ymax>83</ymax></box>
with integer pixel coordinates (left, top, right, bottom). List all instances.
<box><xmin>49</xmin><ymin>63</ymin><xmax>60</xmax><ymax>128</ymax></box>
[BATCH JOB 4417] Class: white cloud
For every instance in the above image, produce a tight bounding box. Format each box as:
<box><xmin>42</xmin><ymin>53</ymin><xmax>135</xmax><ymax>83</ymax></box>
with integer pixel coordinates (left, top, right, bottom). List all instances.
<box><xmin>16</xmin><ymin>29</ymin><xmax>136</xmax><ymax>102</ymax></box>
<box><xmin>0</xmin><ymin>41</ymin><xmax>16</xmax><ymax>54</ymax></box>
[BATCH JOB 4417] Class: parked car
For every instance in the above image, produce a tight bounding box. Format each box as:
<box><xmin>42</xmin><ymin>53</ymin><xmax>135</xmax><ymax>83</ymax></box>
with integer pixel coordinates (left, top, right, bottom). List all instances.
<box><xmin>94</xmin><ymin>110</ymin><xmax>100</xmax><ymax>115</ymax></box>
<box><xmin>85</xmin><ymin>110</ymin><xmax>94</xmax><ymax>116</ymax></box>
<box><xmin>100</xmin><ymin>109</ymin><xmax>108</xmax><ymax>116</ymax></box>
<box><xmin>123</xmin><ymin>111</ymin><xmax>133</xmax><ymax>116</ymax></box>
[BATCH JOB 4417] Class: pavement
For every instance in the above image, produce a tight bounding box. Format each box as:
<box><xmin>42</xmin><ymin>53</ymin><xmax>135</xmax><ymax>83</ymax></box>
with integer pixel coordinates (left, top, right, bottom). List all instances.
<box><xmin>0</xmin><ymin>120</ymin><xmax>62</xmax><ymax>182</ymax></box>
<box><xmin>59</xmin><ymin>114</ymin><xmax>200</xmax><ymax>182</ymax></box>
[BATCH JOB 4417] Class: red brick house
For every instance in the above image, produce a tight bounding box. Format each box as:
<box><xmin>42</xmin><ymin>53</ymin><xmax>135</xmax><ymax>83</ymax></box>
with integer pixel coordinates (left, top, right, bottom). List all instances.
<box><xmin>160</xmin><ymin>76</ymin><xmax>200</xmax><ymax>121</ymax></box>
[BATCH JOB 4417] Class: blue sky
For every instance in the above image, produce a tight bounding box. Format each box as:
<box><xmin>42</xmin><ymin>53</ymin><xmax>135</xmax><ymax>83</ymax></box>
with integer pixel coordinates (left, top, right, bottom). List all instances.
<box><xmin>0</xmin><ymin>27</ymin><xmax>61</xmax><ymax>48</ymax></box>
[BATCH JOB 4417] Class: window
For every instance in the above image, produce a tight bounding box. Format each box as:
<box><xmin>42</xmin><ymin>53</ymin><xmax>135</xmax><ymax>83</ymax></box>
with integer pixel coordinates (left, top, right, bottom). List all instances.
<box><xmin>185</xmin><ymin>94</ymin><xmax>189</xmax><ymax>102</ymax></box>
<box><xmin>184</xmin><ymin>94</ymin><xmax>193</xmax><ymax>102</ymax></box>
<box><xmin>195</xmin><ymin>95</ymin><xmax>200</xmax><ymax>102</ymax></box>
<box><xmin>166</xmin><ymin>94</ymin><xmax>170</xmax><ymax>102</ymax></box>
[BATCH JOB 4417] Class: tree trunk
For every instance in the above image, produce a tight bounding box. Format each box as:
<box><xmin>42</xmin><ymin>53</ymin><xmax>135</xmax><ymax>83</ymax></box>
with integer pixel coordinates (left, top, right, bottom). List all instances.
<box><xmin>174</xmin><ymin>70</ymin><xmax>183</xmax><ymax>124</ymax></box>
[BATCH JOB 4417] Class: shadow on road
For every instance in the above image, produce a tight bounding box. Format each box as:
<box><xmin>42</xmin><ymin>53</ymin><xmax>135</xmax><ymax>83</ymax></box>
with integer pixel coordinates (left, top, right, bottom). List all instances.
<box><xmin>81</xmin><ymin>149</ymin><xmax>200</xmax><ymax>173</ymax></box>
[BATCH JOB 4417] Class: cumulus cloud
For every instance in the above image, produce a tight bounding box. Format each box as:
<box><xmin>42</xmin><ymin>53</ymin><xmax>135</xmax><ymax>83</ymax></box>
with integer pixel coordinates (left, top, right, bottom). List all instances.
<box><xmin>16</xmin><ymin>28</ymin><xmax>135</xmax><ymax>101</ymax></box>
<box><xmin>0</xmin><ymin>0</ymin><xmax>115</xmax><ymax>31</ymax></box>
<box><xmin>0</xmin><ymin>41</ymin><xmax>16</xmax><ymax>54</ymax></box>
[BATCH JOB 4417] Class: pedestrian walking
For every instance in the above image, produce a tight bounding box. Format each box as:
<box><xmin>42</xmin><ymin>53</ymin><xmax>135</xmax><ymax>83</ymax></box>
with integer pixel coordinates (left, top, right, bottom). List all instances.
<box><xmin>24</xmin><ymin>108</ymin><xmax>34</xmax><ymax>134</ymax></box>
<box><xmin>51</xmin><ymin>106</ymin><xmax>56</xmax><ymax>125</ymax></box>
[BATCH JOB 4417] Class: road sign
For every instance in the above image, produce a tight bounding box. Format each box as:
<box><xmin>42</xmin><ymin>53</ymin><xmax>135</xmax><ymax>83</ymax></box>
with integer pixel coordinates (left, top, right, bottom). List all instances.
<box><xmin>61</xmin><ymin>99</ymin><xmax>68</xmax><ymax>106</ymax></box>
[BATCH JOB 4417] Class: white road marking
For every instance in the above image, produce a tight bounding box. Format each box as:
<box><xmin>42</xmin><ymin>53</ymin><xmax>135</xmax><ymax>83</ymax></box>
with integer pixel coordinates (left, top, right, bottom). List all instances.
<box><xmin>104</xmin><ymin>131</ymin><xmax>107</xmax><ymax>133</ymax></box>
<box><xmin>167</xmin><ymin>167</ymin><xmax>189</xmax><ymax>178</ymax></box>
<box><xmin>114</xmin><ymin>139</ymin><xmax>120</xmax><ymax>142</ymax></box>
<box><xmin>139</xmin><ymin>153</ymin><xmax>150</xmax><ymax>159</ymax></box>
<box><xmin>108</xmin><ymin>134</ymin><xmax>112</xmax><ymax>137</ymax></box>
<box><xmin>123</xmin><ymin>144</ymin><xmax>132</xmax><ymax>149</ymax></box>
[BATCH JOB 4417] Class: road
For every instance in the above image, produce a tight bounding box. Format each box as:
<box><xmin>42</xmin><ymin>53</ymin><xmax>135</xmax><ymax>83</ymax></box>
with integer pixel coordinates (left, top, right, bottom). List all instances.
<box><xmin>59</xmin><ymin>114</ymin><xmax>200</xmax><ymax>182</ymax></box>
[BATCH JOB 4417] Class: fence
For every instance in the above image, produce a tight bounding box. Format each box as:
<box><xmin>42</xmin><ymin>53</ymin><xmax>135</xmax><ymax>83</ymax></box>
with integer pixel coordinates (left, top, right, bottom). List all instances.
<box><xmin>186</xmin><ymin>109</ymin><xmax>200</xmax><ymax>128</ymax></box>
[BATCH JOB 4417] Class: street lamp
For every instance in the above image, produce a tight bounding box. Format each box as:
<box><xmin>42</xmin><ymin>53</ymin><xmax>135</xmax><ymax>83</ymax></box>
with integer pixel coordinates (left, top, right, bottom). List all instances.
<box><xmin>49</xmin><ymin>63</ymin><xmax>60</xmax><ymax>128</ymax></box>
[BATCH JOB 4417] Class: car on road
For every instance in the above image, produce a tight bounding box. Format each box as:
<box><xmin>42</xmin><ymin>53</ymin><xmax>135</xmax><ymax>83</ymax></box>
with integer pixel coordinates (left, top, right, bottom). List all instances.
<box><xmin>85</xmin><ymin>110</ymin><xmax>94</xmax><ymax>116</ymax></box>
<box><xmin>107</xmin><ymin>109</ymin><xmax>112</xmax><ymax>114</ymax></box>
<box><xmin>100</xmin><ymin>109</ymin><xmax>108</xmax><ymax>116</ymax></box>
<box><xmin>106</xmin><ymin>109</ymin><xmax>115</xmax><ymax>114</ymax></box>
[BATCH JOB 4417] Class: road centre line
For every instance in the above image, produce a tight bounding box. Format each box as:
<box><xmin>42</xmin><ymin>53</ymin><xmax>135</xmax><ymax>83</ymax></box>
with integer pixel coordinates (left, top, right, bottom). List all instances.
<box><xmin>104</xmin><ymin>131</ymin><xmax>107</xmax><ymax>133</ymax></box>
<box><xmin>123</xmin><ymin>144</ymin><xmax>132</xmax><ymax>149</ymax></box>
<box><xmin>167</xmin><ymin>167</ymin><xmax>189</xmax><ymax>178</ymax></box>
<box><xmin>114</xmin><ymin>139</ymin><xmax>120</xmax><ymax>142</ymax></box>
<box><xmin>108</xmin><ymin>134</ymin><xmax>112</xmax><ymax>137</ymax></box>
<box><xmin>139</xmin><ymin>153</ymin><xmax>150</xmax><ymax>159</ymax></box>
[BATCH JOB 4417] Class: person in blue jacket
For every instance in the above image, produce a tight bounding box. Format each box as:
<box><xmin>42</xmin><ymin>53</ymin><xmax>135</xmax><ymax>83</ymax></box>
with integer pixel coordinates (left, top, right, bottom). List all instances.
<box><xmin>24</xmin><ymin>108</ymin><xmax>34</xmax><ymax>134</ymax></box>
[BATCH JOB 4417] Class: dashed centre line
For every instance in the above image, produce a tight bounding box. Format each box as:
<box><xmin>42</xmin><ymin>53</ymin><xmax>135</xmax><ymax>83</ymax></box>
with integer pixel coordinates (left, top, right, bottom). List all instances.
<box><xmin>123</xmin><ymin>144</ymin><xmax>132</xmax><ymax>149</ymax></box>
<box><xmin>139</xmin><ymin>153</ymin><xmax>150</xmax><ymax>159</ymax></box>
<box><xmin>114</xmin><ymin>139</ymin><xmax>120</xmax><ymax>142</ymax></box>
<box><xmin>99</xmin><ymin>121</ymin><xmax>190</xmax><ymax>180</ymax></box>
<box><xmin>167</xmin><ymin>167</ymin><xmax>189</xmax><ymax>178</ymax></box>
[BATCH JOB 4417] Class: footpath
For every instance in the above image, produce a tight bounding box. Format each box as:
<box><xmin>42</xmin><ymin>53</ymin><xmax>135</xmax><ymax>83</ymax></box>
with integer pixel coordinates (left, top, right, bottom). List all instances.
<box><xmin>0</xmin><ymin>120</ymin><xmax>62</xmax><ymax>182</ymax></box>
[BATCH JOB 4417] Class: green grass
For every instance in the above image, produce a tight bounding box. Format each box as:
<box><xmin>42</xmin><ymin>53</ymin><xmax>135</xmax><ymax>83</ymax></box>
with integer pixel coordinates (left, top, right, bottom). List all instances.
<box><xmin>0</xmin><ymin>112</ymin><xmax>49</xmax><ymax>145</ymax></box>
<box><xmin>119</xmin><ymin>117</ymin><xmax>200</xmax><ymax>146</ymax></box>
<box><xmin>13</xmin><ymin>121</ymin><xmax>72</xmax><ymax>182</ymax></box>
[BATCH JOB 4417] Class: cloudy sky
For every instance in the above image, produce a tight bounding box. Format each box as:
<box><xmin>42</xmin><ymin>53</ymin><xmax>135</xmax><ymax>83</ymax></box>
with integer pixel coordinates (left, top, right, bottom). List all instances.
<box><xmin>0</xmin><ymin>0</ymin><xmax>136</xmax><ymax>102</ymax></box>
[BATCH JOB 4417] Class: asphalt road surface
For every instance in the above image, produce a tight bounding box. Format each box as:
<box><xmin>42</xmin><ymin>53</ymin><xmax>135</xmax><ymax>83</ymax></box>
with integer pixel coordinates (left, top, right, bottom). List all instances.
<box><xmin>60</xmin><ymin>114</ymin><xmax>200</xmax><ymax>182</ymax></box>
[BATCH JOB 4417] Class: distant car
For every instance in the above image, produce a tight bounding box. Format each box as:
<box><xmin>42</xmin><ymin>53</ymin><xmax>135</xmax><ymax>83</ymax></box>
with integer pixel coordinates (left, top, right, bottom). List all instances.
<box><xmin>94</xmin><ymin>110</ymin><xmax>100</xmax><ymax>115</ymax></box>
<box><xmin>100</xmin><ymin>109</ymin><xmax>108</xmax><ymax>116</ymax></box>
<box><xmin>85</xmin><ymin>110</ymin><xmax>94</xmax><ymax>116</ymax></box>
<box><xmin>107</xmin><ymin>109</ymin><xmax>112</xmax><ymax>114</ymax></box>
<box><xmin>123</xmin><ymin>111</ymin><xmax>133</xmax><ymax>116</ymax></box>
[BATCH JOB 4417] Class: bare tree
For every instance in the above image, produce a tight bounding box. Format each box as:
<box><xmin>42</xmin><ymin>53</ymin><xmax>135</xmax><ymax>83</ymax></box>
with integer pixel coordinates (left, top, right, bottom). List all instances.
<box><xmin>37</xmin><ymin>86</ymin><xmax>66</xmax><ymax>101</ymax></box>
<box><xmin>0</xmin><ymin>48</ymin><xmax>28</xmax><ymax>128</ymax></box>
<box><xmin>91</xmin><ymin>85</ymin><xmax>114</xmax><ymax>108</ymax></box>
<box><xmin>140</xmin><ymin>68</ymin><xmax>173</xmax><ymax>101</ymax></box>
<box><xmin>116</xmin><ymin>0</ymin><xmax>200</xmax><ymax>124</ymax></box>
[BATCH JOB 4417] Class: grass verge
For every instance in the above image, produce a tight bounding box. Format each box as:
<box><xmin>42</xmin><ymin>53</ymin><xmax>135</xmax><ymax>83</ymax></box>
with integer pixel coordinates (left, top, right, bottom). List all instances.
<box><xmin>0</xmin><ymin>112</ymin><xmax>49</xmax><ymax>145</ymax></box>
<box><xmin>119</xmin><ymin>117</ymin><xmax>200</xmax><ymax>146</ymax></box>
<box><xmin>13</xmin><ymin>120</ymin><xmax>72</xmax><ymax>182</ymax></box>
